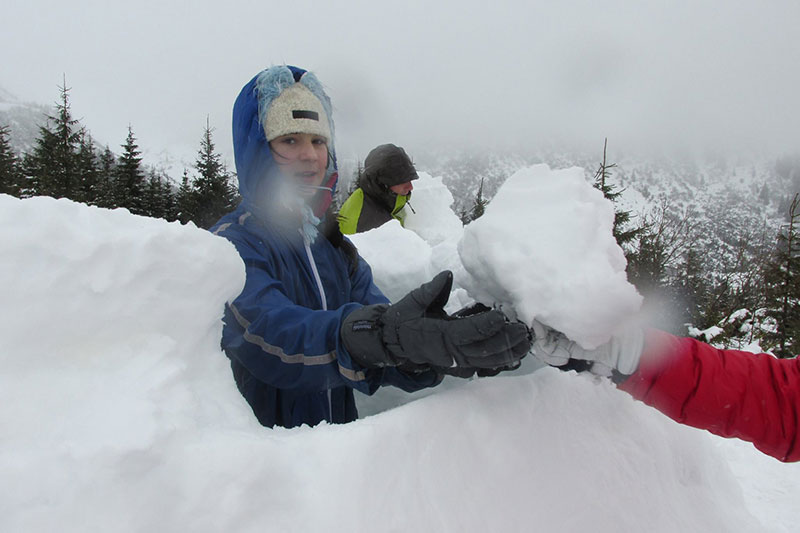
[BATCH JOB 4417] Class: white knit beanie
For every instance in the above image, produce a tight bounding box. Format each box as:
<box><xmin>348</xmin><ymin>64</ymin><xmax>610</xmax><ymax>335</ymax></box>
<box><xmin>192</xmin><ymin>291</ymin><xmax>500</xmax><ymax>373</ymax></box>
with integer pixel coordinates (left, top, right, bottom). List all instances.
<box><xmin>263</xmin><ymin>83</ymin><xmax>331</xmax><ymax>142</ymax></box>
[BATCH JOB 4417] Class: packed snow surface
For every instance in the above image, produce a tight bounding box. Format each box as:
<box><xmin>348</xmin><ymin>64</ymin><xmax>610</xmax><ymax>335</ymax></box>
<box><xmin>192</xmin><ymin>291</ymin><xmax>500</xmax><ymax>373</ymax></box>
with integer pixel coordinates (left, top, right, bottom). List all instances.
<box><xmin>1</xmin><ymin>170</ymin><xmax>798</xmax><ymax>532</ymax></box>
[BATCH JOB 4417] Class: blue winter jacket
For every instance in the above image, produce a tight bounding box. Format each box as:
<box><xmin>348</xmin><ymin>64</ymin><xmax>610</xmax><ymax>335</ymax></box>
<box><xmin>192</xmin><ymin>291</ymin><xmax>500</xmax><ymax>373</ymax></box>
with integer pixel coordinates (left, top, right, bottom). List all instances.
<box><xmin>211</xmin><ymin>66</ymin><xmax>440</xmax><ymax>428</ymax></box>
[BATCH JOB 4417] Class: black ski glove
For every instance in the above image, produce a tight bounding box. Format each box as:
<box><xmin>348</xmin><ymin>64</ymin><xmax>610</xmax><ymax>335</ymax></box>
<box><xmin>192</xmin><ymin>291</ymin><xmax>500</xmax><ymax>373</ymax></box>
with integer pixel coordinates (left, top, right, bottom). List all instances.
<box><xmin>436</xmin><ymin>303</ymin><xmax>525</xmax><ymax>378</ymax></box>
<box><xmin>341</xmin><ymin>270</ymin><xmax>531</xmax><ymax>371</ymax></box>
<box><xmin>437</xmin><ymin>362</ymin><xmax>522</xmax><ymax>379</ymax></box>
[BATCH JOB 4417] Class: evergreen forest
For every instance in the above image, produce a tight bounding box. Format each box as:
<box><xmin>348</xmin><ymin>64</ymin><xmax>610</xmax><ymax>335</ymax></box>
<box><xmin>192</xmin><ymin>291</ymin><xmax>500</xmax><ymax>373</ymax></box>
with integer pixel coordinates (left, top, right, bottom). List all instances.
<box><xmin>2</xmin><ymin>85</ymin><xmax>800</xmax><ymax>358</ymax></box>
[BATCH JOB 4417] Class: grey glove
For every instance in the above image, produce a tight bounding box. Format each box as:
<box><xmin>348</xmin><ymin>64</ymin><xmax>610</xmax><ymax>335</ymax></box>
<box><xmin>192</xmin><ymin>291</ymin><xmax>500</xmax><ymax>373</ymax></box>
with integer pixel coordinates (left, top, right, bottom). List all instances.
<box><xmin>531</xmin><ymin>320</ymin><xmax>644</xmax><ymax>382</ymax></box>
<box><xmin>341</xmin><ymin>271</ymin><xmax>531</xmax><ymax>372</ymax></box>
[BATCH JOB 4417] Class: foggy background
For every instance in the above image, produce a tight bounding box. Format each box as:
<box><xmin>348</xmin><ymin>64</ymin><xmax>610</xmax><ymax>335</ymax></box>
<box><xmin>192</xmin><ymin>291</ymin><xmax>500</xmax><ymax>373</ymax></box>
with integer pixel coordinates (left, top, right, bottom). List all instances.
<box><xmin>2</xmin><ymin>0</ymin><xmax>799</xmax><ymax>166</ymax></box>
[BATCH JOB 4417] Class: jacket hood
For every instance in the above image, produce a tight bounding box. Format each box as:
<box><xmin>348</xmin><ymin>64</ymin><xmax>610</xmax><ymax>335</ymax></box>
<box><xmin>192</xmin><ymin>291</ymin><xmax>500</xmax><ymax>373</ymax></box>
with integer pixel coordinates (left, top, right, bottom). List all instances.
<box><xmin>363</xmin><ymin>143</ymin><xmax>418</xmax><ymax>188</ymax></box>
<box><xmin>232</xmin><ymin>65</ymin><xmax>338</xmax><ymax>219</ymax></box>
<box><xmin>360</xmin><ymin>143</ymin><xmax>416</xmax><ymax>210</ymax></box>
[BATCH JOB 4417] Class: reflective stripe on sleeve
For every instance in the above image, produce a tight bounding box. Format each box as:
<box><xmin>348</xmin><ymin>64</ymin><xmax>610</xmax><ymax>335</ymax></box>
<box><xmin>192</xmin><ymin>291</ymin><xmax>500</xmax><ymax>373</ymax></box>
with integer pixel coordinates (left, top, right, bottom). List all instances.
<box><xmin>227</xmin><ymin>302</ymin><xmax>366</xmax><ymax>382</ymax></box>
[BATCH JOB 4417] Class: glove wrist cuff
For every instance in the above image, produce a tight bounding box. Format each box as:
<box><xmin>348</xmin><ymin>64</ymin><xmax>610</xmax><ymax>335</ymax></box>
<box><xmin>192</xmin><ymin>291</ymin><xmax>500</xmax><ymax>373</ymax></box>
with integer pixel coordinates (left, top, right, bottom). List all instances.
<box><xmin>341</xmin><ymin>304</ymin><xmax>397</xmax><ymax>368</ymax></box>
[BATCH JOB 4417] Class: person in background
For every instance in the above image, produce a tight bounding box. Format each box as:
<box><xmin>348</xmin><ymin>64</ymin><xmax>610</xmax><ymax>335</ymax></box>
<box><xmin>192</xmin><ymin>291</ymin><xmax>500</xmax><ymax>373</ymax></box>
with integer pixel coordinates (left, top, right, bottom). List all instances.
<box><xmin>338</xmin><ymin>143</ymin><xmax>417</xmax><ymax>234</ymax></box>
<box><xmin>531</xmin><ymin>322</ymin><xmax>800</xmax><ymax>462</ymax></box>
<box><xmin>210</xmin><ymin>65</ymin><xmax>531</xmax><ymax>429</ymax></box>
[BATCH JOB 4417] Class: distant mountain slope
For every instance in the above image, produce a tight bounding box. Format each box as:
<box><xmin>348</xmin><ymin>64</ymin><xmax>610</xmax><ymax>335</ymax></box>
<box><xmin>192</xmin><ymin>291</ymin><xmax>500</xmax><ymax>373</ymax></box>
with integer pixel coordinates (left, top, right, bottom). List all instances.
<box><xmin>4</xmin><ymin>81</ymin><xmax>798</xmax><ymax>287</ymax></box>
<box><xmin>0</xmin><ymin>86</ymin><xmax>50</xmax><ymax>154</ymax></box>
<box><xmin>415</xmin><ymin>146</ymin><xmax>796</xmax><ymax>298</ymax></box>
<box><xmin>0</xmin><ymin>85</ymin><xmax>187</xmax><ymax>181</ymax></box>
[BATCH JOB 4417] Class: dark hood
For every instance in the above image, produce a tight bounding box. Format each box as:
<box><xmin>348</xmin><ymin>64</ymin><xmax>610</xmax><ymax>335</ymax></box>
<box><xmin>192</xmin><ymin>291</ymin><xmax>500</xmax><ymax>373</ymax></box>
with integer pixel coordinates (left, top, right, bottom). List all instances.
<box><xmin>360</xmin><ymin>143</ymin><xmax>417</xmax><ymax>209</ymax></box>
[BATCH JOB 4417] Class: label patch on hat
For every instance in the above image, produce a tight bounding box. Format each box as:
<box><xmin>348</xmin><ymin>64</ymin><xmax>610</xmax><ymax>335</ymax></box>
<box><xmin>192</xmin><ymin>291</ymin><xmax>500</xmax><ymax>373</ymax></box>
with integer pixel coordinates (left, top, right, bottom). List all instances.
<box><xmin>292</xmin><ymin>110</ymin><xmax>319</xmax><ymax>121</ymax></box>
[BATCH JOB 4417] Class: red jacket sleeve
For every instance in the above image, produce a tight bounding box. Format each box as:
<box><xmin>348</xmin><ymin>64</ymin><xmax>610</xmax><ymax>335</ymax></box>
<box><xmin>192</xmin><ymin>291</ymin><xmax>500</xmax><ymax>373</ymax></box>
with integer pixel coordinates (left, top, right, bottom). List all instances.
<box><xmin>618</xmin><ymin>329</ymin><xmax>800</xmax><ymax>462</ymax></box>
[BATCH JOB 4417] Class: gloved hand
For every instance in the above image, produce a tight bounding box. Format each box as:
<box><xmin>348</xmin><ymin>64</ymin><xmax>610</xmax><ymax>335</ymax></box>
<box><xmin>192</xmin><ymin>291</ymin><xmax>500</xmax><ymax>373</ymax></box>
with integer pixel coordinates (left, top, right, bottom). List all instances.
<box><xmin>434</xmin><ymin>302</ymin><xmax>524</xmax><ymax>378</ymax></box>
<box><xmin>341</xmin><ymin>271</ymin><xmax>531</xmax><ymax>372</ymax></box>
<box><xmin>436</xmin><ymin>360</ymin><xmax>522</xmax><ymax>379</ymax></box>
<box><xmin>531</xmin><ymin>320</ymin><xmax>645</xmax><ymax>382</ymax></box>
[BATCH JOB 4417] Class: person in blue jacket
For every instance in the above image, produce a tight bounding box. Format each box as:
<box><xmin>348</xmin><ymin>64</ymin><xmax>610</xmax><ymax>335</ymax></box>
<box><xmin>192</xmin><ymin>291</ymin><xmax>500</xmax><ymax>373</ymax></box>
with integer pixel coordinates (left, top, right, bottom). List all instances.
<box><xmin>211</xmin><ymin>65</ymin><xmax>531</xmax><ymax>428</ymax></box>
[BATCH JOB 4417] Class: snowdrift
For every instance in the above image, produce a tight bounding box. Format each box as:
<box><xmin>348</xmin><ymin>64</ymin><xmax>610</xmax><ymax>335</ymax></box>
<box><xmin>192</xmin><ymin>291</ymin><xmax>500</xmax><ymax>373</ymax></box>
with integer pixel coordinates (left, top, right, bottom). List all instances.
<box><xmin>1</xmin><ymin>174</ymin><xmax>797</xmax><ymax>532</ymax></box>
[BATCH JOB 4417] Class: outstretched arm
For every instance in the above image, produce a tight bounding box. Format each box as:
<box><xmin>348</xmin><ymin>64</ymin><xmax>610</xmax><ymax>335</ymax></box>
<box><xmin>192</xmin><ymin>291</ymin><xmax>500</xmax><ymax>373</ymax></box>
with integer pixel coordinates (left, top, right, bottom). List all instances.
<box><xmin>619</xmin><ymin>330</ymin><xmax>800</xmax><ymax>462</ymax></box>
<box><xmin>532</xmin><ymin>324</ymin><xmax>800</xmax><ymax>462</ymax></box>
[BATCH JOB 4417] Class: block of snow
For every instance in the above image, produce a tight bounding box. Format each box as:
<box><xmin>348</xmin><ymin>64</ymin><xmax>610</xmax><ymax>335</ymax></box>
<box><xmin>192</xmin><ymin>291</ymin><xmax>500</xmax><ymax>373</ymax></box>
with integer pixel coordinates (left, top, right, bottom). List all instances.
<box><xmin>348</xmin><ymin>219</ymin><xmax>435</xmax><ymax>303</ymax></box>
<box><xmin>404</xmin><ymin>172</ymin><xmax>464</xmax><ymax>248</ymax></box>
<box><xmin>458</xmin><ymin>164</ymin><xmax>642</xmax><ymax>348</ymax></box>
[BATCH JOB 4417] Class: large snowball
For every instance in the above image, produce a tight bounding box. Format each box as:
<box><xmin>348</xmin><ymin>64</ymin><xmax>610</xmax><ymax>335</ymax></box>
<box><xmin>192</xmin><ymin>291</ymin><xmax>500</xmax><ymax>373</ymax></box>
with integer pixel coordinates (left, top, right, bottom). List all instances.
<box><xmin>458</xmin><ymin>165</ymin><xmax>642</xmax><ymax>348</ymax></box>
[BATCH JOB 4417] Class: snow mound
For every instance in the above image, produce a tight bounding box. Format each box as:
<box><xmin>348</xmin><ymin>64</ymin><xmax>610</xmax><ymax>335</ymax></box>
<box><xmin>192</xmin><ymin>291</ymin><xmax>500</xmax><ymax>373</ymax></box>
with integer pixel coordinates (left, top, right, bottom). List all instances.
<box><xmin>0</xmin><ymin>193</ymin><xmax>795</xmax><ymax>532</ymax></box>
<box><xmin>348</xmin><ymin>219</ymin><xmax>435</xmax><ymax>303</ymax></box>
<box><xmin>348</xmin><ymin>173</ymin><xmax>472</xmax><ymax>310</ymax></box>
<box><xmin>404</xmin><ymin>171</ymin><xmax>463</xmax><ymax>248</ymax></box>
<box><xmin>0</xmin><ymin>194</ymin><xmax>250</xmax><ymax>455</ymax></box>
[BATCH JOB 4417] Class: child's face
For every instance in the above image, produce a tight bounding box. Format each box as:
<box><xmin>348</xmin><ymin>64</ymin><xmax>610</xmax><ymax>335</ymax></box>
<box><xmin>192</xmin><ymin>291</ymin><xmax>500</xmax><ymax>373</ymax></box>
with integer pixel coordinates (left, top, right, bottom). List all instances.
<box><xmin>269</xmin><ymin>133</ymin><xmax>329</xmax><ymax>195</ymax></box>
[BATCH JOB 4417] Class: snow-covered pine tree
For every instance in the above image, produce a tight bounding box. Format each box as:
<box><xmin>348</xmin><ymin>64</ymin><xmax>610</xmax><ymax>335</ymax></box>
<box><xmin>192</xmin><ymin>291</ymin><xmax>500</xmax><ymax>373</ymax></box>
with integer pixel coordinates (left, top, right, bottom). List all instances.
<box><xmin>458</xmin><ymin>207</ymin><xmax>470</xmax><ymax>226</ymax></box>
<box><xmin>149</xmin><ymin>169</ymin><xmax>177</xmax><ymax>221</ymax></box>
<box><xmin>763</xmin><ymin>193</ymin><xmax>800</xmax><ymax>358</ymax></box>
<box><xmin>626</xmin><ymin>199</ymin><xmax>693</xmax><ymax>334</ymax></box>
<box><xmin>142</xmin><ymin>168</ymin><xmax>160</xmax><ymax>218</ymax></box>
<box><xmin>191</xmin><ymin>118</ymin><xmax>238</xmax><ymax>229</ymax></box>
<box><xmin>95</xmin><ymin>146</ymin><xmax>117</xmax><ymax>208</ymax></box>
<box><xmin>0</xmin><ymin>124</ymin><xmax>22</xmax><ymax>196</ymax></box>
<box><xmin>75</xmin><ymin>132</ymin><xmax>99</xmax><ymax>205</ymax></box>
<box><xmin>115</xmin><ymin>126</ymin><xmax>146</xmax><ymax>215</ymax></box>
<box><xmin>673</xmin><ymin>246</ymin><xmax>710</xmax><ymax>329</ymax></box>
<box><xmin>175</xmin><ymin>169</ymin><xmax>196</xmax><ymax>224</ymax></box>
<box><xmin>159</xmin><ymin>173</ymin><xmax>178</xmax><ymax>222</ymax></box>
<box><xmin>22</xmin><ymin>80</ymin><xmax>84</xmax><ymax>199</ymax></box>
<box><xmin>592</xmin><ymin>138</ymin><xmax>643</xmax><ymax>253</ymax></box>
<box><xmin>470</xmin><ymin>177</ymin><xmax>488</xmax><ymax>222</ymax></box>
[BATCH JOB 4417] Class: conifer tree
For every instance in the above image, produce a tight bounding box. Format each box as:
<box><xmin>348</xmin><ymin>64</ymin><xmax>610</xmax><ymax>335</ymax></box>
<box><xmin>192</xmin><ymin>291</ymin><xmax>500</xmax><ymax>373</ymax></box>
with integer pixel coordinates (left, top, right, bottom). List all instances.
<box><xmin>191</xmin><ymin>119</ymin><xmax>238</xmax><ymax>228</ymax></box>
<box><xmin>593</xmin><ymin>138</ymin><xmax>644</xmax><ymax>252</ymax></box>
<box><xmin>142</xmin><ymin>169</ymin><xmax>176</xmax><ymax>220</ymax></box>
<box><xmin>459</xmin><ymin>208</ymin><xmax>471</xmax><ymax>226</ymax></box>
<box><xmin>470</xmin><ymin>177</ymin><xmax>488</xmax><ymax>222</ymax></box>
<box><xmin>626</xmin><ymin>200</ymin><xmax>692</xmax><ymax>334</ymax></box>
<box><xmin>703</xmin><ymin>277</ymin><xmax>736</xmax><ymax>330</ymax></box>
<box><xmin>673</xmin><ymin>246</ymin><xmax>710</xmax><ymax>327</ymax></box>
<box><xmin>96</xmin><ymin>146</ymin><xmax>117</xmax><ymax>208</ymax></box>
<box><xmin>48</xmin><ymin>80</ymin><xmax>84</xmax><ymax>199</ymax></box>
<box><xmin>0</xmin><ymin>124</ymin><xmax>22</xmax><ymax>197</ymax></box>
<box><xmin>143</xmin><ymin>168</ymin><xmax>162</xmax><ymax>218</ymax></box>
<box><xmin>350</xmin><ymin>160</ymin><xmax>364</xmax><ymax>194</ymax></box>
<box><xmin>627</xmin><ymin>232</ymin><xmax>666</xmax><ymax>294</ymax></box>
<box><xmin>23</xmin><ymin>79</ymin><xmax>84</xmax><ymax>199</ymax></box>
<box><xmin>763</xmin><ymin>193</ymin><xmax>800</xmax><ymax>358</ymax></box>
<box><xmin>115</xmin><ymin>126</ymin><xmax>146</xmax><ymax>215</ymax></box>
<box><xmin>76</xmin><ymin>133</ymin><xmax>99</xmax><ymax>205</ymax></box>
<box><xmin>176</xmin><ymin>169</ymin><xmax>196</xmax><ymax>224</ymax></box>
<box><xmin>22</xmin><ymin>143</ymin><xmax>48</xmax><ymax>197</ymax></box>
<box><xmin>159</xmin><ymin>174</ymin><xmax>178</xmax><ymax>222</ymax></box>
<box><xmin>759</xmin><ymin>182</ymin><xmax>770</xmax><ymax>205</ymax></box>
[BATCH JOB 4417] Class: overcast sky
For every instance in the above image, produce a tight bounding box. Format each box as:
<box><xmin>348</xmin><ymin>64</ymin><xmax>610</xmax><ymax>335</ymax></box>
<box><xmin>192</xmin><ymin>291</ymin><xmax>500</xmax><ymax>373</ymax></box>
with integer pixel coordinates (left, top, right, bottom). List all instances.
<box><xmin>2</xmin><ymin>0</ymin><xmax>799</xmax><ymax>167</ymax></box>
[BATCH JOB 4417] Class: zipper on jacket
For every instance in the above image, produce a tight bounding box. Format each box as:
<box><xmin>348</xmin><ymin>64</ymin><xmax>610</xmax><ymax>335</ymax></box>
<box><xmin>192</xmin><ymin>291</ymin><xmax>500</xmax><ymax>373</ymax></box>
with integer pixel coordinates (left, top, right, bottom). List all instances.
<box><xmin>302</xmin><ymin>233</ymin><xmax>328</xmax><ymax>311</ymax></box>
<box><xmin>302</xmin><ymin>232</ymin><xmax>333</xmax><ymax>420</ymax></box>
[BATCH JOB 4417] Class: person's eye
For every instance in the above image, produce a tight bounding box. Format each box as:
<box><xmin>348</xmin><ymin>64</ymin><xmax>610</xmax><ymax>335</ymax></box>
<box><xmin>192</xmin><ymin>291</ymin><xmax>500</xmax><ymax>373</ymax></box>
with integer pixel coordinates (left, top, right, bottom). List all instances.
<box><xmin>280</xmin><ymin>136</ymin><xmax>296</xmax><ymax>145</ymax></box>
<box><xmin>312</xmin><ymin>137</ymin><xmax>327</xmax><ymax>146</ymax></box>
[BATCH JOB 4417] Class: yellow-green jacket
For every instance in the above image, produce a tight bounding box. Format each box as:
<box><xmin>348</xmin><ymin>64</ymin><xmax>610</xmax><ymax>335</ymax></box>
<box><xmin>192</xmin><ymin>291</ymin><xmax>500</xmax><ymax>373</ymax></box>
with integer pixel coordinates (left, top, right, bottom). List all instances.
<box><xmin>338</xmin><ymin>187</ymin><xmax>410</xmax><ymax>234</ymax></box>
